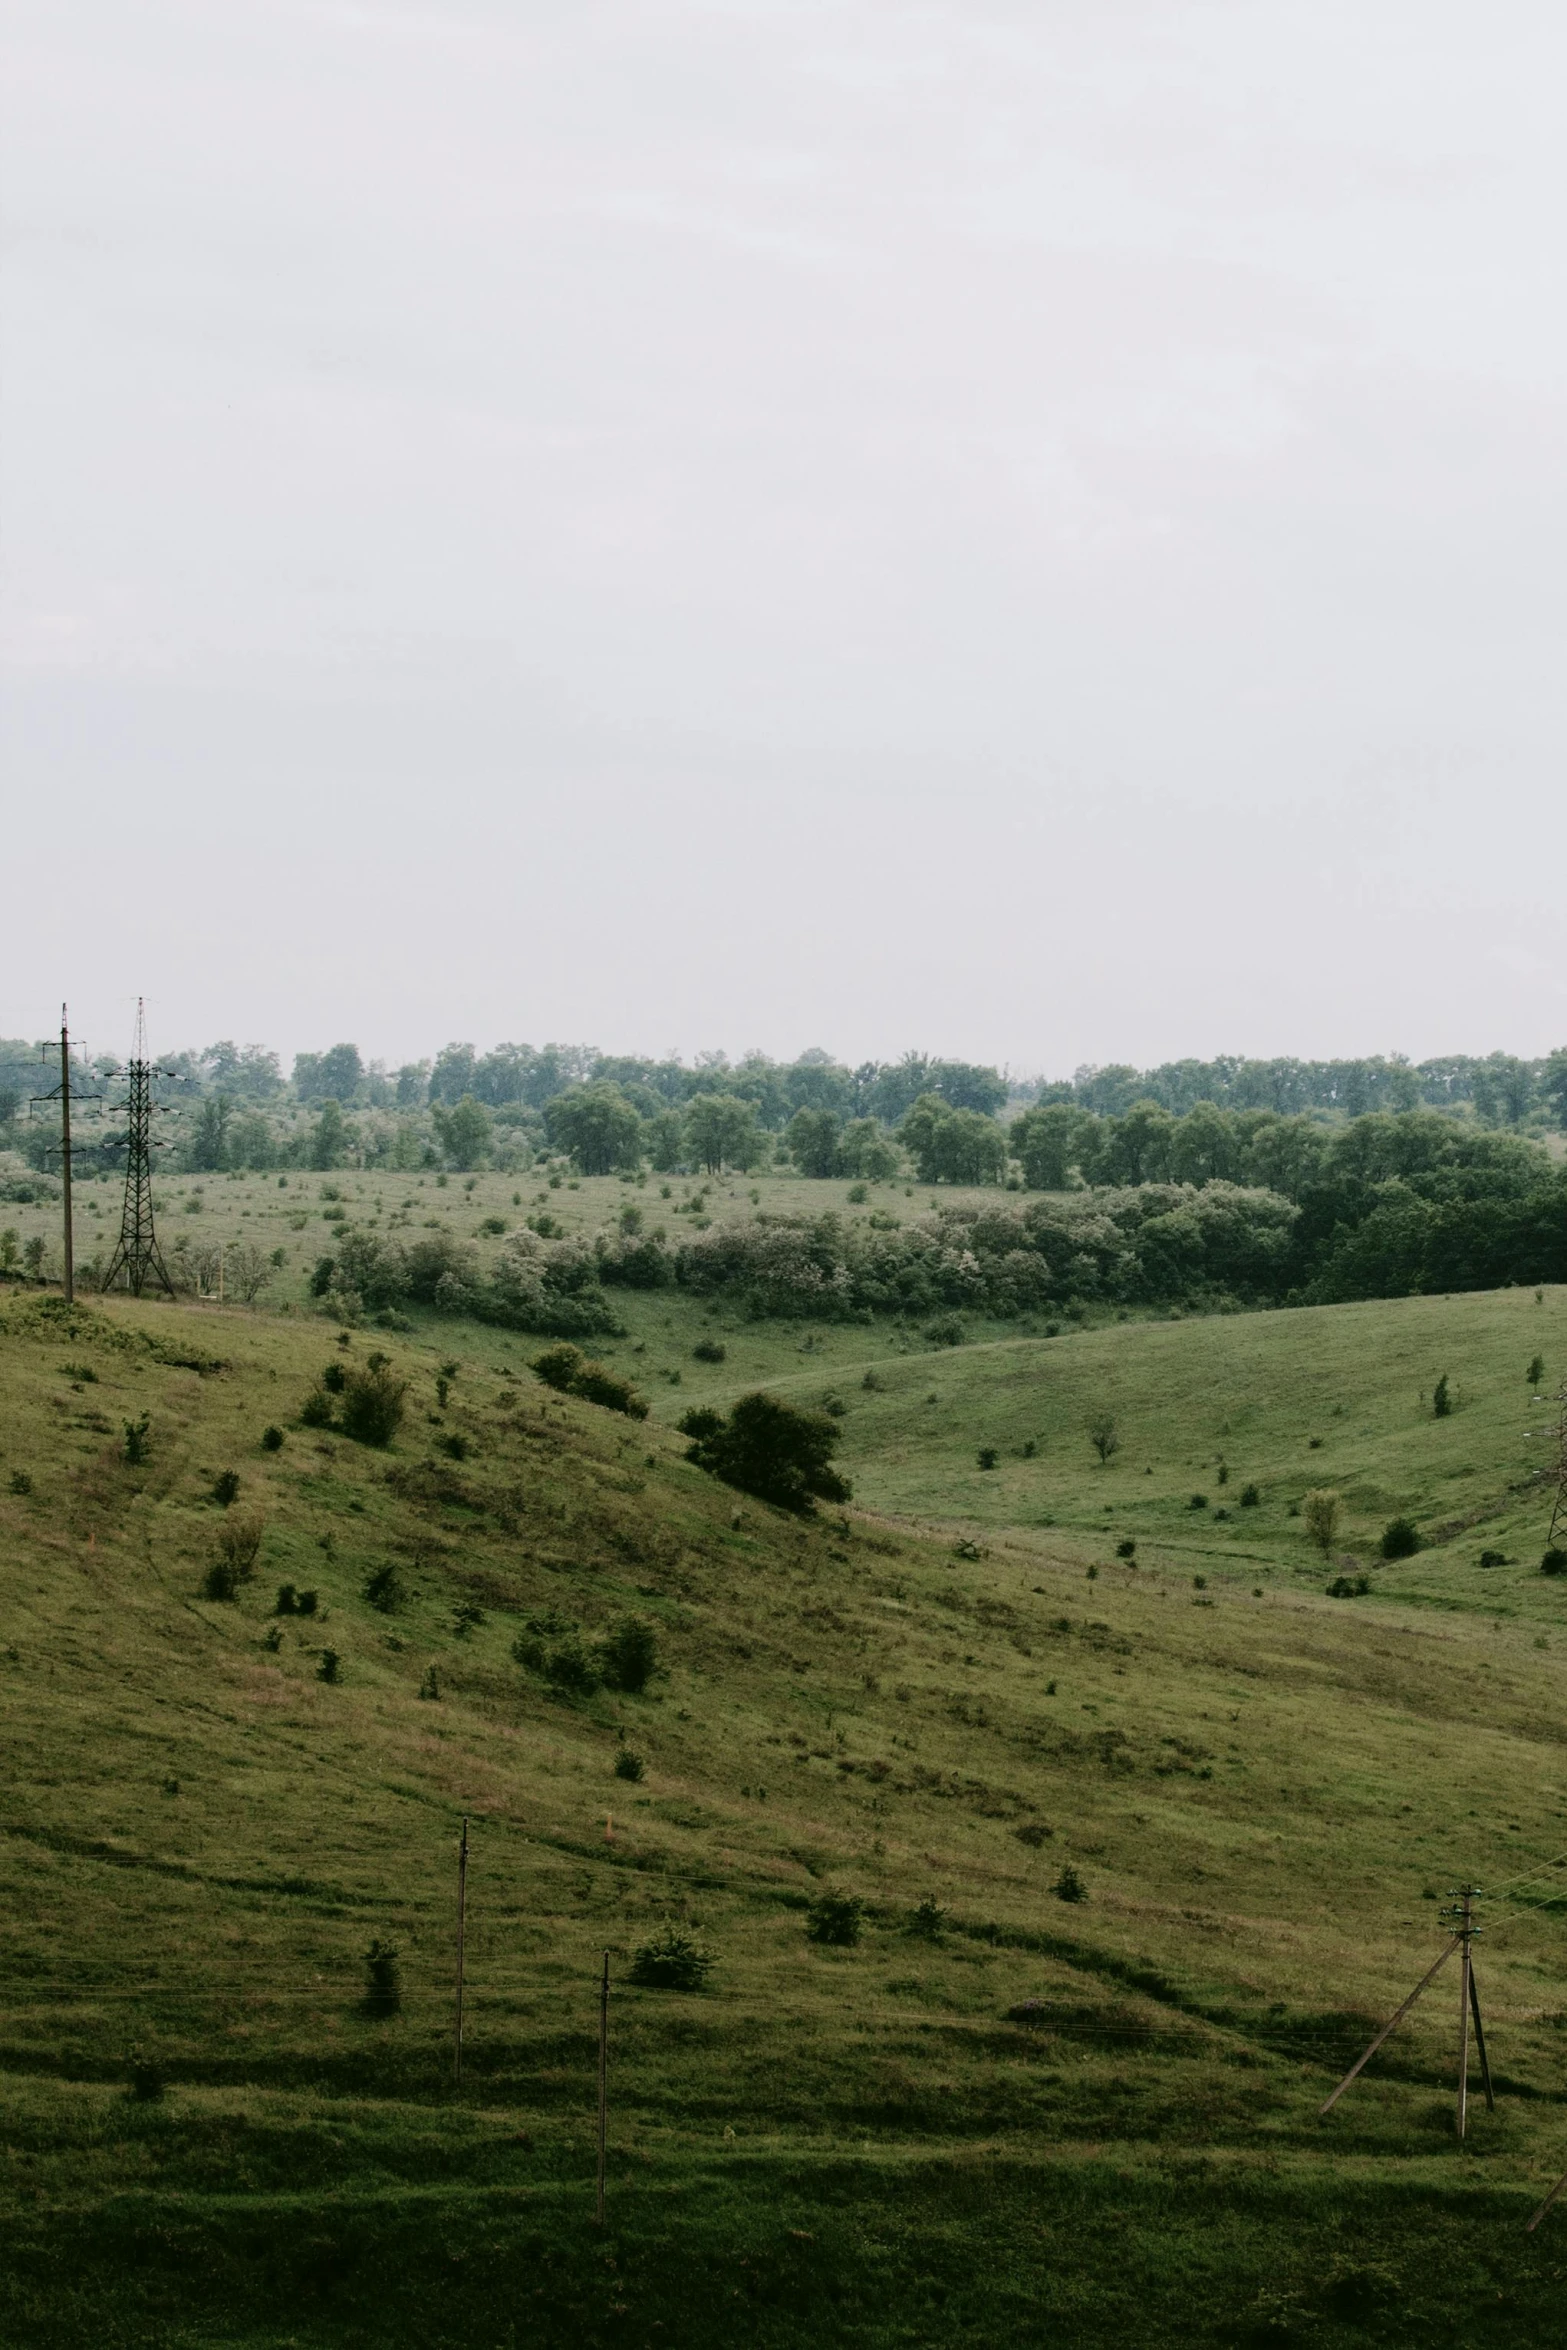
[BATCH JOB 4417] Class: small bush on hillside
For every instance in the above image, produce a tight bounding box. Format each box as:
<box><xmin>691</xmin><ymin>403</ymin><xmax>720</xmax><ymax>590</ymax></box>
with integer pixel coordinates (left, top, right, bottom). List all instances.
<box><xmin>299</xmin><ymin>1386</ymin><xmax>334</xmax><ymax>1429</ymax></box>
<box><xmin>1528</xmin><ymin>1355</ymin><xmax>1546</xmax><ymax>1388</ymax></box>
<box><xmin>212</xmin><ymin>1469</ymin><xmax>240</xmax><ymax>1507</ymax></box>
<box><xmin>419</xmin><ymin>1666</ymin><xmax>440</xmax><ymax>1700</ymax></box>
<box><xmin>275</xmin><ymin>1584</ymin><xmax>299</xmax><ymax>1615</ymax></box>
<box><xmin>451</xmin><ymin>1601</ymin><xmax>486</xmax><ymax>1640</ymax></box>
<box><xmin>363</xmin><ymin>1563</ymin><xmax>405</xmax><ymax>1613</ymax></box>
<box><xmin>806</xmin><ymin>1892</ymin><xmax>865</xmax><ymax>1946</ymax></box>
<box><xmin>1089</xmin><ymin>1413</ymin><xmax>1119</xmax><ymax>1465</ymax></box>
<box><xmin>531</xmin><ymin>1341</ymin><xmax>649</xmax><ymax>1419</ymax></box>
<box><xmin>127</xmin><ymin>2056</ymin><xmax>166</xmax><ymax>2102</ymax></box>
<box><xmin>321</xmin><ymin>1361</ymin><xmax>347</xmax><ymax>1393</ymax></box>
<box><xmin>614</xmin><ymin>1748</ymin><xmax>646</xmax><ymax>1782</ymax></box>
<box><xmin>678</xmin><ymin>1391</ymin><xmax>850</xmax><ymax>1514</ymax></box>
<box><xmin>123</xmin><ymin>1414</ymin><xmax>151</xmax><ymax>1466</ymax></box>
<box><xmin>261</xmin><ymin>1425</ymin><xmax>284</xmax><ymax>1452</ymax></box>
<box><xmin>977</xmin><ymin>1447</ymin><xmax>998</xmax><ymax>1470</ymax></box>
<box><xmin>203</xmin><ymin>1557</ymin><xmax>242</xmax><ymax>1602</ymax></box>
<box><xmin>629</xmin><ymin>1927</ymin><xmax>713</xmax><ymax>1991</ymax></box>
<box><xmin>338</xmin><ymin>1356</ymin><xmax>407</xmax><ymax>1447</ymax></box>
<box><xmin>1015</xmin><ymin>1821</ymin><xmax>1054</xmax><ymax>1849</ymax></box>
<box><xmin>317</xmin><ymin>1648</ymin><xmax>341</xmax><ymax>1683</ymax></box>
<box><xmin>545</xmin><ymin>1639</ymin><xmax>600</xmax><ymax>1695</ymax></box>
<box><xmin>362</xmin><ymin>1939</ymin><xmax>401</xmax><ymax>2018</ymax></box>
<box><xmin>9</xmin><ymin>1469</ymin><xmax>32</xmax><ymax>1495</ymax></box>
<box><xmin>924</xmin><ymin>1317</ymin><xmax>966</xmax><ymax>1347</ymax></box>
<box><xmin>1188</xmin><ymin>1493</ymin><xmax>1208</xmax><ymax>1510</ymax></box>
<box><xmin>692</xmin><ymin>1338</ymin><xmax>726</xmax><ymax>1363</ymax></box>
<box><xmin>206</xmin><ymin>1515</ymin><xmax>264</xmax><ymax>1600</ymax></box>
<box><xmin>437</xmin><ymin>1432</ymin><xmax>469</xmax><ymax>1461</ymax></box>
<box><xmin>1054</xmin><ymin>1864</ymin><xmax>1087</xmax><ymax>1904</ymax></box>
<box><xmin>908</xmin><ymin>1895</ymin><xmax>948</xmax><ymax>1937</ymax></box>
<box><xmin>1240</xmin><ymin>1482</ymin><xmax>1260</xmax><ymax>1507</ymax></box>
<box><xmin>1379</xmin><ymin>1517</ymin><xmax>1422</xmax><ymax>1560</ymax></box>
<box><xmin>1115</xmin><ymin>1538</ymin><xmax>1136</xmax><ymax>1560</ymax></box>
<box><xmin>1433</xmin><ymin>1373</ymin><xmax>1452</xmax><ymax>1418</ymax></box>
<box><xmin>1327</xmin><ymin>1574</ymin><xmax>1372</xmax><ymax>1597</ymax></box>
<box><xmin>296</xmin><ymin>1588</ymin><xmax>318</xmax><ymax>1615</ymax></box>
<box><xmin>1478</xmin><ymin>1549</ymin><xmax>1506</xmax><ymax>1568</ymax></box>
<box><xmin>599</xmin><ymin>1617</ymin><xmax>658</xmax><ymax>1693</ymax></box>
<box><xmin>1542</xmin><ymin>1549</ymin><xmax>1567</xmax><ymax>1577</ymax></box>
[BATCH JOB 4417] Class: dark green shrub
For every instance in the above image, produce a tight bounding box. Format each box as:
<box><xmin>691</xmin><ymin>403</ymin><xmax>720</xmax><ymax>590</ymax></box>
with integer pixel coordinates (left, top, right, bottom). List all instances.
<box><xmin>363</xmin><ymin>1563</ymin><xmax>405</xmax><ymax>1613</ymax></box>
<box><xmin>599</xmin><ymin>1616</ymin><xmax>658</xmax><ymax>1692</ymax></box>
<box><xmin>123</xmin><ymin>1414</ymin><xmax>150</xmax><ymax>1465</ymax></box>
<box><xmin>203</xmin><ymin>1558</ymin><xmax>241</xmax><ymax>1601</ymax></box>
<box><xmin>545</xmin><ymin>1639</ymin><xmax>600</xmax><ymax>1694</ymax></box>
<box><xmin>317</xmin><ymin>1648</ymin><xmax>341</xmax><ymax>1683</ymax></box>
<box><xmin>629</xmin><ymin>1926</ymin><xmax>713</xmax><ymax>1990</ymax></box>
<box><xmin>275</xmin><ymin>1584</ymin><xmax>298</xmax><ymax>1615</ymax></box>
<box><xmin>61</xmin><ymin>1361</ymin><xmax>97</xmax><ymax>1383</ymax></box>
<box><xmin>1115</xmin><ymin>1538</ymin><xmax>1136</xmax><ymax>1559</ymax></box>
<box><xmin>1188</xmin><ymin>1493</ymin><xmax>1207</xmax><ymax>1510</ymax></box>
<box><xmin>614</xmin><ymin>1748</ymin><xmax>646</xmax><ymax>1782</ymax></box>
<box><xmin>1542</xmin><ymin>1549</ymin><xmax>1567</xmax><ymax>1577</ymax></box>
<box><xmin>692</xmin><ymin>1338</ymin><xmax>726</xmax><ymax>1363</ymax></box>
<box><xmin>212</xmin><ymin>1469</ymin><xmax>240</xmax><ymax>1507</ymax></box>
<box><xmin>1239</xmin><ymin>1483</ymin><xmax>1260</xmax><ymax>1507</ymax></box>
<box><xmin>127</xmin><ymin>2057</ymin><xmax>166</xmax><ymax>2102</ymax></box>
<box><xmin>437</xmin><ymin>1431</ymin><xmax>469</xmax><ymax>1460</ymax></box>
<box><xmin>419</xmin><ymin>1665</ymin><xmax>440</xmax><ymax>1700</ymax></box>
<box><xmin>362</xmin><ymin>1939</ymin><xmax>400</xmax><ymax>2017</ymax></box>
<box><xmin>337</xmin><ymin>1357</ymin><xmax>407</xmax><ymax>1447</ymax></box>
<box><xmin>299</xmin><ymin>1387</ymin><xmax>334</xmax><ymax>1428</ymax></box>
<box><xmin>452</xmin><ymin>1601</ymin><xmax>486</xmax><ymax>1639</ymax></box>
<box><xmin>977</xmin><ymin>1447</ymin><xmax>998</xmax><ymax>1470</ymax></box>
<box><xmin>1379</xmin><ymin>1516</ymin><xmax>1422</xmax><ymax>1560</ymax></box>
<box><xmin>261</xmin><ymin>1425</ymin><xmax>284</xmax><ymax>1452</ymax></box>
<box><xmin>907</xmin><ymin>1895</ymin><xmax>947</xmax><ymax>1937</ymax></box>
<box><xmin>296</xmin><ymin>1588</ymin><xmax>319</xmax><ymax>1616</ymax></box>
<box><xmin>1054</xmin><ymin>1864</ymin><xmax>1087</xmax><ymax>1904</ymax></box>
<box><xmin>1327</xmin><ymin>1574</ymin><xmax>1371</xmax><ymax>1597</ymax></box>
<box><xmin>1216</xmin><ymin>1462</ymin><xmax>1229</xmax><ymax>1485</ymax></box>
<box><xmin>806</xmin><ymin>1892</ymin><xmax>865</xmax><ymax>1946</ymax></box>
<box><xmin>1433</xmin><ymin>1373</ymin><xmax>1452</xmax><ymax>1418</ymax></box>
<box><xmin>925</xmin><ymin>1317</ymin><xmax>966</xmax><ymax>1347</ymax></box>
<box><xmin>1478</xmin><ymin>1550</ymin><xmax>1506</xmax><ymax>1568</ymax></box>
<box><xmin>322</xmin><ymin>1362</ymin><xmax>347</xmax><ymax>1394</ymax></box>
<box><xmin>679</xmin><ymin>1391</ymin><xmax>850</xmax><ymax>1514</ymax></box>
<box><xmin>9</xmin><ymin>1469</ymin><xmax>32</xmax><ymax>1495</ymax></box>
<box><xmin>1528</xmin><ymin>1355</ymin><xmax>1546</xmax><ymax>1388</ymax></box>
<box><xmin>1014</xmin><ymin>1821</ymin><xmax>1054</xmax><ymax>1848</ymax></box>
<box><xmin>531</xmin><ymin>1341</ymin><xmax>648</xmax><ymax>1418</ymax></box>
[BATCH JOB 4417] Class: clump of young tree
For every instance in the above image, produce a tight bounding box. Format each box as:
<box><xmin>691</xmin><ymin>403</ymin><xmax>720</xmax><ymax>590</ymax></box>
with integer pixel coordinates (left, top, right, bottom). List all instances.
<box><xmin>678</xmin><ymin>1391</ymin><xmax>850</xmax><ymax>1512</ymax></box>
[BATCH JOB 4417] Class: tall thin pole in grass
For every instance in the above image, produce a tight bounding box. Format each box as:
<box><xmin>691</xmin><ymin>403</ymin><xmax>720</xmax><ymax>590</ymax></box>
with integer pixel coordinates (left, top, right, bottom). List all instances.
<box><xmin>453</xmin><ymin>1816</ymin><xmax>469</xmax><ymax>2083</ymax></box>
<box><xmin>596</xmin><ymin>1949</ymin><xmax>610</xmax><ymax>2227</ymax></box>
<box><xmin>59</xmin><ymin>1012</ymin><xmax>74</xmax><ymax>1307</ymax></box>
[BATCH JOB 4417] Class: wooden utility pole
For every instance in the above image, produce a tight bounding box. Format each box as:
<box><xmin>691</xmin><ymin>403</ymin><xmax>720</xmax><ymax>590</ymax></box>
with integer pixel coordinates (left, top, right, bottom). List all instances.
<box><xmin>1320</xmin><ymin>1887</ymin><xmax>1492</xmax><ymax>2139</ymax></box>
<box><xmin>453</xmin><ymin>1816</ymin><xmax>469</xmax><ymax>2083</ymax></box>
<box><xmin>596</xmin><ymin>1949</ymin><xmax>609</xmax><ymax>2227</ymax></box>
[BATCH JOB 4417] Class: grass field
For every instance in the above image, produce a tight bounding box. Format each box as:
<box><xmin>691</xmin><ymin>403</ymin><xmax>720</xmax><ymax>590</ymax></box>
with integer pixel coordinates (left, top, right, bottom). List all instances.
<box><xmin>7</xmin><ymin>1245</ymin><xmax>1567</xmax><ymax>2342</ymax></box>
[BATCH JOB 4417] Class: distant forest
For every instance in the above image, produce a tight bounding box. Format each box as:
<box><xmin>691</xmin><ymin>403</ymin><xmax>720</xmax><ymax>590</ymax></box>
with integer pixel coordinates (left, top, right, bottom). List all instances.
<box><xmin>6</xmin><ymin>1033</ymin><xmax>1567</xmax><ymax>1324</ymax></box>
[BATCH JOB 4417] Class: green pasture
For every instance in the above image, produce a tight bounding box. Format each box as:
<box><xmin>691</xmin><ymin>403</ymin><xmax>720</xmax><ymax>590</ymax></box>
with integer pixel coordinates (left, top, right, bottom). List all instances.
<box><xmin>6</xmin><ymin>1263</ymin><xmax>1567</xmax><ymax>2341</ymax></box>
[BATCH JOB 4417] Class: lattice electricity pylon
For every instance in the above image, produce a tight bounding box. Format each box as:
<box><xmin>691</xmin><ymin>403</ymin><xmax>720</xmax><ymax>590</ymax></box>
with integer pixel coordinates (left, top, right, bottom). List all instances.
<box><xmin>1550</xmin><ymin>1383</ymin><xmax>1567</xmax><ymax>1550</ymax></box>
<box><xmin>28</xmin><ymin>1004</ymin><xmax>101</xmax><ymax>1307</ymax></box>
<box><xmin>101</xmin><ymin>1001</ymin><xmax>180</xmax><ymax>1299</ymax></box>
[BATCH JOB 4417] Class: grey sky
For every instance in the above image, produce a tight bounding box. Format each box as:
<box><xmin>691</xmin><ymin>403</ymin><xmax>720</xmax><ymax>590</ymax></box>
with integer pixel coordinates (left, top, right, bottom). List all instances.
<box><xmin>5</xmin><ymin>1</ymin><xmax>1567</xmax><ymax>1073</ymax></box>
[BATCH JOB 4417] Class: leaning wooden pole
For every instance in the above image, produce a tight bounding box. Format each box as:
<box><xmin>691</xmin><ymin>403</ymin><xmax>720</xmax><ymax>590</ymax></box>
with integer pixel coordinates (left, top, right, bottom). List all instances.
<box><xmin>1319</xmin><ymin>1938</ymin><xmax>1459</xmax><ymax>2116</ymax></box>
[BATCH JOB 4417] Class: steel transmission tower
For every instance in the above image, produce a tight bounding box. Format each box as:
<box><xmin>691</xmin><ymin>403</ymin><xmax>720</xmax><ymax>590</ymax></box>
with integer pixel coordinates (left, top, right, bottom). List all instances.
<box><xmin>102</xmin><ymin>1001</ymin><xmax>176</xmax><ymax>1299</ymax></box>
<box><xmin>29</xmin><ymin>1004</ymin><xmax>100</xmax><ymax>1306</ymax></box>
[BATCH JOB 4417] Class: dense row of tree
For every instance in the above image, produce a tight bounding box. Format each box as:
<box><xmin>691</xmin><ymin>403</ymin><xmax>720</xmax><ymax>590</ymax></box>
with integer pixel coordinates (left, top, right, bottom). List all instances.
<box><xmin>1052</xmin><ymin>1050</ymin><xmax>1566</xmax><ymax>1124</ymax></box>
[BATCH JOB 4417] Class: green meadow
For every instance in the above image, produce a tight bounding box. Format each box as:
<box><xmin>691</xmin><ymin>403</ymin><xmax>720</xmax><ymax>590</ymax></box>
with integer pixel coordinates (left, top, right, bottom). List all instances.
<box><xmin>7</xmin><ymin>1204</ymin><xmax>1567</xmax><ymax>2341</ymax></box>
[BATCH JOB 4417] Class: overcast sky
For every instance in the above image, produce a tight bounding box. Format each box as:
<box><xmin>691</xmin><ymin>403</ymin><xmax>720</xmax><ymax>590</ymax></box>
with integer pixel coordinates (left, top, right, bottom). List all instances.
<box><xmin>5</xmin><ymin>0</ymin><xmax>1567</xmax><ymax>1075</ymax></box>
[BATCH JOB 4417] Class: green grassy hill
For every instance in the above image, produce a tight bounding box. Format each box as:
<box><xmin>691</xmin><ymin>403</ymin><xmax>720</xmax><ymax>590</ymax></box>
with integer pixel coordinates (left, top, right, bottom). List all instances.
<box><xmin>6</xmin><ymin>1283</ymin><xmax>1567</xmax><ymax>2345</ymax></box>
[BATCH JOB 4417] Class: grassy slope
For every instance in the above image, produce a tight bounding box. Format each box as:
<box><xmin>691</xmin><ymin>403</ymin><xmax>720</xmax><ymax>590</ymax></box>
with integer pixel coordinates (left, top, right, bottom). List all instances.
<box><xmin>5</xmin><ymin>1276</ymin><xmax>1567</xmax><ymax>2344</ymax></box>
